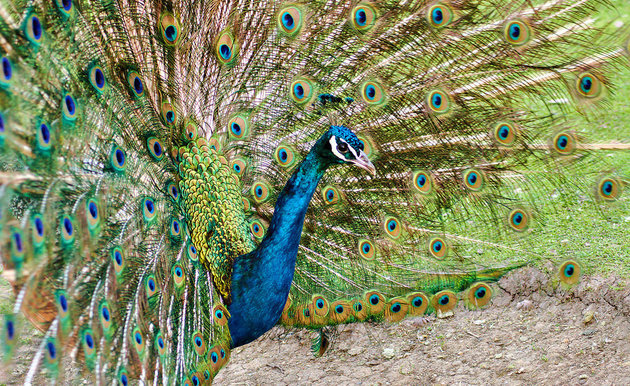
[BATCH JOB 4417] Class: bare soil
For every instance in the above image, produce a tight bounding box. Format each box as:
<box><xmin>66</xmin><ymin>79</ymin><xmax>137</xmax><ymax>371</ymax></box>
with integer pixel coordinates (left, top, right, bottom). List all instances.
<box><xmin>216</xmin><ymin>270</ymin><xmax>630</xmax><ymax>385</ymax></box>
<box><xmin>2</xmin><ymin>269</ymin><xmax>629</xmax><ymax>385</ymax></box>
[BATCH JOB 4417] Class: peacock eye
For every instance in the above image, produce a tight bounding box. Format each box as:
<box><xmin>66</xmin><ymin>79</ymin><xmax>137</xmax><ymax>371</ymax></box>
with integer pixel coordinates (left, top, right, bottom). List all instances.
<box><xmin>337</xmin><ymin>142</ymin><xmax>349</xmax><ymax>153</ymax></box>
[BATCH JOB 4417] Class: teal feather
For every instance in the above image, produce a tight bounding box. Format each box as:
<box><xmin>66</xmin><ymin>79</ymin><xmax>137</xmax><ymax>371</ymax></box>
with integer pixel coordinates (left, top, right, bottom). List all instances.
<box><xmin>0</xmin><ymin>0</ymin><xmax>626</xmax><ymax>383</ymax></box>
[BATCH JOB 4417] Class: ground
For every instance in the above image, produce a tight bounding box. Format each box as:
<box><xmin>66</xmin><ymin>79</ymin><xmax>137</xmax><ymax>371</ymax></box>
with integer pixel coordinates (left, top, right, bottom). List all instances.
<box><xmin>2</xmin><ymin>269</ymin><xmax>629</xmax><ymax>385</ymax></box>
<box><xmin>214</xmin><ymin>270</ymin><xmax>630</xmax><ymax>385</ymax></box>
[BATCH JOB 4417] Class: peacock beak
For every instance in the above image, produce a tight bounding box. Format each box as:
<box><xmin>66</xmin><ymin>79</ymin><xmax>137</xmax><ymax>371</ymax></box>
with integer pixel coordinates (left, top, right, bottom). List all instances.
<box><xmin>351</xmin><ymin>151</ymin><xmax>376</xmax><ymax>176</ymax></box>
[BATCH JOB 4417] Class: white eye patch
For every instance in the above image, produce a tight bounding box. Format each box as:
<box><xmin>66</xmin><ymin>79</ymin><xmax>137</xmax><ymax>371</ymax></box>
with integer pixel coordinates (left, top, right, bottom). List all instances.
<box><xmin>329</xmin><ymin>135</ymin><xmax>358</xmax><ymax>161</ymax></box>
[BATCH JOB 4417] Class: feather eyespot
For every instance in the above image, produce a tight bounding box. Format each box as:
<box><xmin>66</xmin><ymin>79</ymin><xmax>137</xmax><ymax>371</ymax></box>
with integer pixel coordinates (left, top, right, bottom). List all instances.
<box><xmin>1</xmin><ymin>57</ymin><xmax>13</xmax><ymax>87</ymax></box>
<box><xmin>142</xmin><ymin>197</ymin><xmax>157</xmax><ymax>223</ymax></box>
<box><xmin>228</xmin><ymin>115</ymin><xmax>249</xmax><ymax>139</ymax></box>
<box><xmin>291</xmin><ymin>79</ymin><xmax>316</xmax><ymax>104</ymax></box>
<box><xmin>36</xmin><ymin>122</ymin><xmax>52</xmax><ymax>152</ymax></box>
<box><xmin>31</xmin><ymin>214</ymin><xmax>45</xmax><ymax>247</ymax></box>
<box><xmin>213</xmin><ymin>304</ymin><xmax>229</xmax><ymax>326</ymax></box>
<box><xmin>216</xmin><ymin>32</ymin><xmax>237</xmax><ymax>64</ymax></box>
<box><xmin>275</xmin><ymin>145</ymin><xmax>297</xmax><ymax>168</ymax></box>
<box><xmin>4</xmin><ymin>315</ymin><xmax>16</xmax><ymax>346</ymax></box>
<box><xmin>504</xmin><ymin>20</ymin><xmax>531</xmax><ymax>46</ymax></box>
<box><xmin>88</xmin><ymin>65</ymin><xmax>106</xmax><ymax>92</ymax></box>
<box><xmin>111</xmin><ymin>246</ymin><xmax>125</xmax><ymax>275</ymax></box>
<box><xmin>160</xmin><ymin>12</ymin><xmax>181</xmax><ymax>46</ymax></box>
<box><xmin>185</xmin><ymin>243</ymin><xmax>198</xmax><ymax>262</ymax></box>
<box><xmin>183</xmin><ymin>121</ymin><xmax>198</xmax><ymax>141</ymax></box>
<box><xmin>127</xmin><ymin>71</ymin><xmax>144</xmax><ymax>97</ymax></box>
<box><xmin>351</xmin><ymin>3</ymin><xmax>376</xmax><ymax>31</ymax></box>
<box><xmin>493</xmin><ymin>122</ymin><xmax>517</xmax><ymax>146</ymax></box>
<box><xmin>361</xmin><ymin>81</ymin><xmax>385</xmax><ymax>105</ymax></box>
<box><xmin>428</xmin><ymin>237</ymin><xmax>448</xmax><ymax>259</ymax></box>
<box><xmin>82</xmin><ymin>328</ymin><xmax>95</xmax><ymax>357</ymax></box>
<box><xmin>508</xmin><ymin>208</ymin><xmax>530</xmax><ymax>232</ymax></box>
<box><xmin>576</xmin><ymin>73</ymin><xmax>603</xmax><ymax>99</ymax></box>
<box><xmin>558</xmin><ymin>260</ymin><xmax>581</xmax><ymax>286</ymax></box>
<box><xmin>99</xmin><ymin>301</ymin><xmax>112</xmax><ymax>332</ymax></box>
<box><xmin>60</xmin><ymin>215</ymin><xmax>75</xmax><ymax>245</ymax></box>
<box><xmin>383</xmin><ymin>215</ymin><xmax>402</xmax><ymax>239</ymax></box>
<box><xmin>427</xmin><ymin>3</ymin><xmax>454</xmax><ymax>28</ymax></box>
<box><xmin>192</xmin><ymin>331</ymin><xmax>207</xmax><ymax>355</ymax></box>
<box><xmin>551</xmin><ymin>132</ymin><xmax>576</xmax><ymax>155</ymax></box>
<box><xmin>426</xmin><ymin>90</ymin><xmax>451</xmax><ymax>113</ymax></box>
<box><xmin>358</xmin><ymin>239</ymin><xmax>376</xmax><ymax>260</ymax></box>
<box><xmin>250</xmin><ymin>218</ymin><xmax>265</xmax><ymax>240</ymax></box>
<box><xmin>85</xmin><ymin>199</ymin><xmax>100</xmax><ymax>232</ymax></box>
<box><xmin>431</xmin><ymin>290</ymin><xmax>457</xmax><ymax>314</ymax></box>
<box><xmin>231</xmin><ymin>158</ymin><xmax>247</xmax><ymax>176</ymax></box>
<box><xmin>147</xmin><ymin>137</ymin><xmax>165</xmax><ymax>160</ymax></box>
<box><xmin>465</xmin><ymin>283</ymin><xmax>492</xmax><ymax>309</ymax></box>
<box><xmin>10</xmin><ymin>229</ymin><xmax>24</xmax><ymax>264</ymax></box>
<box><xmin>330</xmin><ymin>300</ymin><xmax>352</xmax><ymax>323</ymax></box>
<box><xmin>312</xmin><ymin>295</ymin><xmax>329</xmax><ymax>317</ymax></box>
<box><xmin>145</xmin><ymin>274</ymin><xmax>158</xmax><ymax>297</ymax></box>
<box><xmin>155</xmin><ymin>333</ymin><xmax>167</xmax><ymax>356</ymax></box>
<box><xmin>55</xmin><ymin>0</ymin><xmax>74</xmax><ymax>18</ymax></box>
<box><xmin>462</xmin><ymin>168</ymin><xmax>485</xmax><ymax>191</ymax></box>
<box><xmin>45</xmin><ymin>339</ymin><xmax>58</xmax><ymax>363</ymax></box>
<box><xmin>278</xmin><ymin>6</ymin><xmax>303</xmax><ymax>35</ymax></box>
<box><xmin>0</xmin><ymin>112</ymin><xmax>5</xmax><ymax>137</ymax></box>
<box><xmin>385</xmin><ymin>297</ymin><xmax>409</xmax><ymax>322</ymax></box>
<box><xmin>166</xmin><ymin>181</ymin><xmax>179</xmax><ymax>202</ymax></box>
<box><xmin>251</xmin><ymin>181</ymin><xmax>271</xmax><ymax>203</ymax></box>
<box><xmin>365</xmin><ymin>291</ymin><xmax>385</xmax><ymax>314</ymax></box>
<box><xmin>412</xmin><ymin>170</ymin><xmax>433</xmax><ymax>194</ymax></box>
<box><xmin>132</xmin><ymin>327</ymin><xmax>145</xmax><ymax>354</ymax></box>
<box><xmin>322</xmin><ymin>185</ymin><xmax>340</xmax><ymax>205</ymax></box>
<box><xmin>161</xmin><ymin>102</ymin><xmax>177</xmax><ymax>126</ymax></box>
<box><xmin>55</xmin><ymin>290</ymin><xmax>69</xmax><ymax>320</ymax></box>
<box><xmin>62</xmin><ymin>94</ymin><xmax>77</xmax><ymax>121</ymax></box>
<box><xmin>407</xmin><ymin>292</ymin><xmax>429</xmax><ymax>315</ymax></box>
<box><xmin>170</xmin><ymin>218</ymin><xmax>181</xmax><ymax>238</ymax></box>
<box><xmin>110</xmin><ymin>145</ymin><xmax>126</xmax><ymax>172</ymax></box>
<box><xmin>119</xmin><ymin>371</ymin><xmax>129</xmax><ymax>386</ymax></box>
<box><xmin>597</xmin><ymin>177</ymin><xmax>621</xmax><ymax>200</ymax></box>
<box><xmin>25</xmin><ymin>13</ymin><xmax>44</xmax><ymax>45</ymax></box>
<box><xmin>172</xmin><ymin>263</ymin><xmax>186</xmax><ymax>287</ymax></box>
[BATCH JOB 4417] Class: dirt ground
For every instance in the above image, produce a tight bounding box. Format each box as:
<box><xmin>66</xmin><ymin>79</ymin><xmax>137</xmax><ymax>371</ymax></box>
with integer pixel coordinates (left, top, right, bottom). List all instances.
<box><xmin>2</xmin><ymin>269</ymin><xmax>629</xmax><ymax>385</ymax></box>
<box><xmin>216</xmin><ymin>269</ymin><xmax>630</xmax><ymax>385</ymax></box>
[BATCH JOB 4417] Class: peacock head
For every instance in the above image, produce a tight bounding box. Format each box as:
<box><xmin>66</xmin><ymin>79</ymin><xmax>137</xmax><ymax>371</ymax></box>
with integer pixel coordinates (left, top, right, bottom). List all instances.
<box><xmin>319</xmin><ymin>125</ymin><xmax>376</xmax><ymax>176</ymax></box>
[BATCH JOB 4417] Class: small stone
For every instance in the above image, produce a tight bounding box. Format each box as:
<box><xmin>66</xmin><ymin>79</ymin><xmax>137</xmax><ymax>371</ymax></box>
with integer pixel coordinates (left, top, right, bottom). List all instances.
<box><xmin>582</xmin><ymin>328</ymin><xmax>597</xmax><ymax>337</ymax></box>
<box><xmin>495</xmin><ymin>353</ymin><xmax>503</xmax><ymax>359</ymax></box>
<box><xmin>516</xmin><ymin>300</ymin><xmax>534</xmax><ymax>311</ymax></box>
<box><xmin>579</xmin><ymin>374</ymin><xmax>588</xmax><ymax>380</ymax></box>
<box><xmin>382</xmin><ymin>348</ymin><xmax>395</xmax><ymax>359</ymax></box>
<box><xmin>348</xmin><ymin>347</ymin><xmax>363</xmax><ymax>356</ymax></box>
<box><xmin>519</xmin><ymin>336</ymin><xmax>528</xmax><ymax>342</ymax></box>
<box><xmin>474</xmin><ymin>319</ymin><xmax>486</xmax><ymax>325</ymax></box>
<box><xmin>583</xmin><ymin>311</ymin><xmax>595</xmax><ymax>325</ymax></box>
<box><xmin>516</xmin><ymin>367</ymin><xmax>526</xmax><ymax>374</ymax></box>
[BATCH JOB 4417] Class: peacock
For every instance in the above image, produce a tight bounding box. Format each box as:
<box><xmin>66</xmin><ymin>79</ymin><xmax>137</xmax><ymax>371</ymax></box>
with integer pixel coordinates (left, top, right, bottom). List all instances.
<box><xmin>0</xmin><ymin>0</ymin><xmax>627</xmax><ymax>383</ymax></box>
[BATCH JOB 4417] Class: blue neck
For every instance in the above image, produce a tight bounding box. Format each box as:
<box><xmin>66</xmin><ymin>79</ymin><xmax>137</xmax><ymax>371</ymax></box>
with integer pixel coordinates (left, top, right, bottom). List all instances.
<box><xmin>228</xmin><ymin>142</ymin><xmax>330</xmax><ymax>347</ymax></box>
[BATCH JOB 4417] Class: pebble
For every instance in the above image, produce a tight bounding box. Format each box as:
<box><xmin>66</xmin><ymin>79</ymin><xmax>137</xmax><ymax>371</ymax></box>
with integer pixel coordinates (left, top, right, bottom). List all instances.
<box><xmin>382</xmin><ymin>348</ymin><xmax>395</xmax><ymax>359</ymax></box>
<box><xmin>583</xmin><ymin>311</ymin><xmax>595</xmax><ymax>324</ymax></box>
